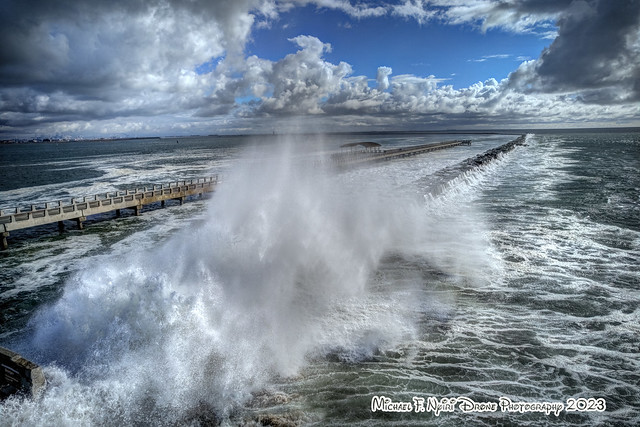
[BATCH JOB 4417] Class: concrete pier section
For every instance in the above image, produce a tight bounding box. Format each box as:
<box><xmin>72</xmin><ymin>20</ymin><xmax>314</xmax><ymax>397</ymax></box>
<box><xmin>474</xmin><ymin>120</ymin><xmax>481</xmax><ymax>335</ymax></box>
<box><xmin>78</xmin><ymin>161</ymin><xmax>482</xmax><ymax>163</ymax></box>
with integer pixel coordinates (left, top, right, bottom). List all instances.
<box><xmin>331</xmin><ymin>140</ymin><xmax>471</xmax><ymax>167</ymax></box>
<box><xmin>0</xmin><ymin>176</ymin><xmax>218</xmax><ymax>250</ymax></box>
<box><xmin>420</xmin><ymin>135</ymin><xmax>527</xmax><ymax>196</ymax></box>
<box><xmin>0</xmin><ymin>346</ymin><xmax>46</xmax><ymax>399</ymax></box>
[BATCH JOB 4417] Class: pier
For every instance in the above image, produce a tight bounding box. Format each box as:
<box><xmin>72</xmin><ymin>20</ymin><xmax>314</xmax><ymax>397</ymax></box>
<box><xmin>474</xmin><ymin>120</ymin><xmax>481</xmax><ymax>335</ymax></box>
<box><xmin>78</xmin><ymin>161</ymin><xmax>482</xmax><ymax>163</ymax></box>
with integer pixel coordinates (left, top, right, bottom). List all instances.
<box><xmin>0</xmin><ymin>177</ymin><xmax>218</xmax><ymax>250</ymax></box>
<box><xmin>332</xmin><ymin>139</ymin><xmax>471</xmax><ymax>167</ymax></box>
<box><xmin>0</xmin><ymin>139</ymin><xmax>472</xmax><ymax>250</ymax></box>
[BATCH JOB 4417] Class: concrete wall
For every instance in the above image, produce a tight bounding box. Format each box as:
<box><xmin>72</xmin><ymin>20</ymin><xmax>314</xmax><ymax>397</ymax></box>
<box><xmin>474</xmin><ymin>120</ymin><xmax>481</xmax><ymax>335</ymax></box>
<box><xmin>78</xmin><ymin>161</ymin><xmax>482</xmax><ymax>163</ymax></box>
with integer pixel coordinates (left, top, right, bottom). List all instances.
<box><xmin>0</xmin><ymin>346</ymin><xmax>46</xmax><ymax>399</ymax></box>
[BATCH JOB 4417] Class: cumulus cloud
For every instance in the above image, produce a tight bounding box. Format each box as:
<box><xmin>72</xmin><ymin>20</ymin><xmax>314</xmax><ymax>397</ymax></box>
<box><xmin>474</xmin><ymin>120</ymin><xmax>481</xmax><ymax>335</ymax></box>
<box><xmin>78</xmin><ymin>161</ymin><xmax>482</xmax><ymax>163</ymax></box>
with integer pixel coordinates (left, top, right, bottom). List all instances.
<box><xmin>218</xmin><ymin>33</ymin><xmax>509</xmax><ymax>123</ymax></box>
<box><xmin>0</xmin><ymin>0</ymin><xmax>270</xmax><ymax>135</ymax></box>
<box><xmin>242</xmin><ymin>32</ymin><xmax>638</xmax><ymax>129</ymax></box>
<box><xmin>429</xmin><ymin>0</ymin><xmax>570</xmax><ymax>34</ymax></box>
<box><xmin>376</xmin><ymin>67</ymin><xmax>393</xmax><ymax>91</ymax></box>
<box><xmin>256</xmin><ymin>36</ymin><xmax>352</xmax><ymax>115</ymax></box>
<box><xmin>0</xmin><ymin>0</ymin><xmax>259</xmax><ymax>86</ymax></box>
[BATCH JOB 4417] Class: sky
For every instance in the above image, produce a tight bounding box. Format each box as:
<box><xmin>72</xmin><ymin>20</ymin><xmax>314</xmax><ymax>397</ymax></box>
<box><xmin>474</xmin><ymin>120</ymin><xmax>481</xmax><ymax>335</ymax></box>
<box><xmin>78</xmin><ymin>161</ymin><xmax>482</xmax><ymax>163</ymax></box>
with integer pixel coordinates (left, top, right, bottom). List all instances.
<box><xmin>1</xmin><ymin>0</ymin><xmax>639</xmax><ymax>138</ymax></box>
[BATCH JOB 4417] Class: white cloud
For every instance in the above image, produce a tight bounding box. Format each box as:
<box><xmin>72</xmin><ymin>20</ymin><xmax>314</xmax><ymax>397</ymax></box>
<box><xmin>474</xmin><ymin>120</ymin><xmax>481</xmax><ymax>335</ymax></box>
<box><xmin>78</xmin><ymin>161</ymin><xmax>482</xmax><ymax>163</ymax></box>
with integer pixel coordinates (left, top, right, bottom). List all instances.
<box><xmin>282</xmin><ymin>0</ymin><xmax>387</xmax><ymax>18</ymax></box>
<box><xmin>468</xmin><ymin>54</ymin><xmax>512</xmax><ymax>62</ymax></box>
<box><xmin>0</xmin><ymin>0</ymin><xmax>270</xmax><ymax>133</ymax></box>
<box><xmin>376</xmin><ymin>67</ymin><xmax>393</xmax><ymax>91</ymax></box>
<box><xmin>1</xmin><ymin>0</ymin><xmax>639</xmax><ymax>138</ymax></box>
<box><xmin>429</xmin><ymin>0</ymin><xmax>568</xmax><ymax>34</ymax></box>
<box><xmin>392</xmin><ymin>0</ymin><xmax>436</xmax><ymax>24</ymax></box>
<box><xmin>234</xmin><ymin>36</ymin><xmax>637</xmax><ymax>130</ymax></box>
<box><xmin>255</xmin><ymin>36</ymin><xmax>354</xmax><ymax>115</ymax></box>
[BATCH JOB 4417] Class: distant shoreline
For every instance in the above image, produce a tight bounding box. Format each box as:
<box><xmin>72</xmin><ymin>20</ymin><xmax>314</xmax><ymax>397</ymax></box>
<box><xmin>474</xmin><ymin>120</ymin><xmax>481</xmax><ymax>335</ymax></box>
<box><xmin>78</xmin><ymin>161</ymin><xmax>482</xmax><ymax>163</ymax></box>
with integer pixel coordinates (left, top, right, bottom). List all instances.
<box><xmin>2</xmin><ymin>127</ymin><xmax>638</xmax><ymax>144</ymax></box>
<box><xmin>0</xmin><ymin>136</ymin><xmax>162</xmax><ymax>145</ymax></box>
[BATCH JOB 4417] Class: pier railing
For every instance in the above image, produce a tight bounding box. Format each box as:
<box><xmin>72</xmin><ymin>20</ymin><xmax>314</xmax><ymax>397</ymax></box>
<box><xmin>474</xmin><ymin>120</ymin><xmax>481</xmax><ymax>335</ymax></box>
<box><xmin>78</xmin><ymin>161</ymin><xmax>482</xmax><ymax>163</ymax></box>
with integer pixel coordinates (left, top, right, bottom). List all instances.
<box><xmin>1</xmin><ymin>176</ymin><xmax>218</xmax><ymax>249</ymax></box>
<box><xmin>0</xmin><ymin>138</ymin><xmax>472</xmax><ymax>250</ymax></box>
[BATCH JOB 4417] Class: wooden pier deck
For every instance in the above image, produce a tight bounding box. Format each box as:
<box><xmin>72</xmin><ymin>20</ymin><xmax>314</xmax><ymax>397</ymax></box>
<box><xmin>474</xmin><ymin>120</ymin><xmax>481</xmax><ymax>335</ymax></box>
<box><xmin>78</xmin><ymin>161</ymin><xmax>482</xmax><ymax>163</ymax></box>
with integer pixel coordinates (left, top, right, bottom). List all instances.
<box><xmin>332</xmin><ymin>139</ymin><xmax>471</xmax><ymax>167</ymax></box>
<box><xmin>0</xmin><ymin>177</ymin><xmax>218</xmax><ymax>250</ymax></box>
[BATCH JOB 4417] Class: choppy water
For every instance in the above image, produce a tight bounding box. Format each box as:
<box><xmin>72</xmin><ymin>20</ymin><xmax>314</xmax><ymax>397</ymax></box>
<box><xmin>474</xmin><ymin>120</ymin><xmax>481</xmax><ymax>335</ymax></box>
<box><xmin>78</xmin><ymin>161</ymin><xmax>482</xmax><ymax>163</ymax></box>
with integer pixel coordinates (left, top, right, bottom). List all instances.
<box><xmin>0</xmin><ymin>131</ymin><xmax>638</xmax><ymax>426</ymax></box>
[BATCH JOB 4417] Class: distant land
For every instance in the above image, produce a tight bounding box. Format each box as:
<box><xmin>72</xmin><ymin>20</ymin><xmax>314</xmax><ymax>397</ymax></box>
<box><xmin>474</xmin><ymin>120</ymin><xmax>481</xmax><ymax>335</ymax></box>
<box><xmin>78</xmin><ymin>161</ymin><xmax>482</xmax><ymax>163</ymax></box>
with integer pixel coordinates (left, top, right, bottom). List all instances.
<box><xmin>2</xmin><ymin>127</ymin><xmax>639</xmax><ymax>144</ymax></box>
<box><xmin>0</xmin><ymin>136</ymin><xmax>162</xmax><ymax>144</ymax></box>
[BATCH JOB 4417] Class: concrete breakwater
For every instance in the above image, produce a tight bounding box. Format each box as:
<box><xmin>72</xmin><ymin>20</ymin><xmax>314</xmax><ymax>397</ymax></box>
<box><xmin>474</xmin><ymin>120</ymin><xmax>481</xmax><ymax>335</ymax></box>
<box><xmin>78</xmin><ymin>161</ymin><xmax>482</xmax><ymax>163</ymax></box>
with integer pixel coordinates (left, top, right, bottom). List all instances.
<box><xmin>0</xmin><ymin>346</ymin><xmax>46</xmax><ymax>399</ymax></box>
<box><xmin>419</xmin><ymin>135</ymin><xmax>527</xmax><ymax>196</ymax></box>
<box><xmin>0</xmin><ymin>176</ymin><xmax>218</xmax><ymax>250</ymax></box>
<box><xmin>461</xmin><ymin>134</ymin><xmax>526</xmax><ymax>169</ymax></box>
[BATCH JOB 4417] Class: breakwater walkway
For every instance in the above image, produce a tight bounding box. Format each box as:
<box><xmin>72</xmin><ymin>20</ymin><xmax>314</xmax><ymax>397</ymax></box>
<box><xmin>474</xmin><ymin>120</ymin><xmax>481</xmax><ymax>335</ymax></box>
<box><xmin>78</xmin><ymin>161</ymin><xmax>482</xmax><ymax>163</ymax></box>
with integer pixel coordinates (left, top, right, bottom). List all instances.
<box><xmin>419</xmin><ymin>135</ymin><xmax>527</xmax><ymax>196</ymax></box>
<box><xmin>331</xmin><ymin>139</ymin><xmax>471</xmax><ymax>167</ymax></box>
<box><xmin>0</xmin><ymin>177</ymin><xmax>218</xmax><ymax>250</ymax></box>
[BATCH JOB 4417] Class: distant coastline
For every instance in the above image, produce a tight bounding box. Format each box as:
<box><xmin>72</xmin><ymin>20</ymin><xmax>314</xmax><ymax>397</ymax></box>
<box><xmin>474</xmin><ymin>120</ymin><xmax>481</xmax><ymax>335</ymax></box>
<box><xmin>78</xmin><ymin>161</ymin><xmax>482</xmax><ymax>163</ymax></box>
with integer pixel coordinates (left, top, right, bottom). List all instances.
<box><xmin>2</xmin><ymin>126</ymin><xmax>638</xmax><ymax>144</ymax></box>
<box><xmin>0</xmin><ymin>136</ymin><xmax>162</xmax><ymax>144</ymax></box>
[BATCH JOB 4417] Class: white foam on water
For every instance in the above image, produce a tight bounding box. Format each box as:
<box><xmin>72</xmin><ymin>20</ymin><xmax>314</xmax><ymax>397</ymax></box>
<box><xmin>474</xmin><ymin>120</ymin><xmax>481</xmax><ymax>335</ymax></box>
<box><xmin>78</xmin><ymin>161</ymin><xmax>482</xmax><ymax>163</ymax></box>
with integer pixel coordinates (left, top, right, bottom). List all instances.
<box><xmin>0</xmin><ymin>143</ymin><xmax>235</xmax><ymax>211</ymax></box>
<box><xmin>471</xmin><ymin>135</ymin><xmax>640</xmax><ymax>418</ymax></box>
<box><xmin>1</xmin><ymin>138</ymin><xmax>501</xmax><ymax>425</ymax></box>
<box><xmin>0</xmin><ymin>234</ymin><xmax>103</xmax><ymax>301</ymax></box>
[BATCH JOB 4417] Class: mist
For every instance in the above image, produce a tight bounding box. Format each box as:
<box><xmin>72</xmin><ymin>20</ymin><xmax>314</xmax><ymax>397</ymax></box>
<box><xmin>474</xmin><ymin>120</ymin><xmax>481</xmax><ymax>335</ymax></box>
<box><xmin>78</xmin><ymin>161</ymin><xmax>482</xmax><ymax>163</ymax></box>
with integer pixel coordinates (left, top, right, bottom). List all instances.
<box><xmin>1</xmin><ymin>137</ymin><xmax>495</xmax><ymax>424</ymax></box>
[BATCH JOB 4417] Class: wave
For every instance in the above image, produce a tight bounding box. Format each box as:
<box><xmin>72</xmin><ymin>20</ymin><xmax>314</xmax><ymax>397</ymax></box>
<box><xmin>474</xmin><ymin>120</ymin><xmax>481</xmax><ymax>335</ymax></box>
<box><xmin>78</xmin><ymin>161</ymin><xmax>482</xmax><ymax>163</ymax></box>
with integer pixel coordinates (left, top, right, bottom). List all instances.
<box><xmin>0</xmin><ymin>138</ymin><xmax>467</xmax><ymax>424</ymax></box>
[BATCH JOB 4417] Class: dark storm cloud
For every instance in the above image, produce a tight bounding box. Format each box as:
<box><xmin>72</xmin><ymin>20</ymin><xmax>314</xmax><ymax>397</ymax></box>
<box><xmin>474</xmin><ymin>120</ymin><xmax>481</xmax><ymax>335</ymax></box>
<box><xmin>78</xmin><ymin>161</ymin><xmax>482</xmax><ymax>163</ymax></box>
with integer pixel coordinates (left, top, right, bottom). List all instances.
<box><xmin>0</xmin><ymin>0</ymin><xmax>267</xmax><ymax>134</ymax></box>
<box><xmin>1</xmin><ymin>0</ymin><xmax>638</xmax><ymax>137</ymax></box>
<box><xmin>508</xmin><ymin>0</ymin><xmax>640</xmax><ymax>103</ymax></box>
<box><xmin>0</xmin><ymin>0</ymin><xmax>261</xmax><ymax>86</ymax></box>
<box><xmin>1</xmin><ymin>1</ymin><xmax>151</xmax><ymax>86</ymax></box>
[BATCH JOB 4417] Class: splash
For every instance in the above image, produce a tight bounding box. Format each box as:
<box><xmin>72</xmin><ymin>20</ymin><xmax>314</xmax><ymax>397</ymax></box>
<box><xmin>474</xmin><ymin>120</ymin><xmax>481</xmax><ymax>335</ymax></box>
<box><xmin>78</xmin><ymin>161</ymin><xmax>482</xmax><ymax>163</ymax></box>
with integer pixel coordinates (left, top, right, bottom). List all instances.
<box><xmin>1</xmin><ymin>137</ymin><xmax>499</xmax><ymax>424</ymax></box>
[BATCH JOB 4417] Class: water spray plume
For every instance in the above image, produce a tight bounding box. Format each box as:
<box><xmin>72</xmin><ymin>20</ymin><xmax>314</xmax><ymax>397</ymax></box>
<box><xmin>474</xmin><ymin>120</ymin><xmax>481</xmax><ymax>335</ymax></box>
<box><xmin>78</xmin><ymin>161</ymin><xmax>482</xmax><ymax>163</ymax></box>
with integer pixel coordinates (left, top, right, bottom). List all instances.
<box><xmin>11</xmin><ymin>138</ymin><xmax>448</xmax><ymax>424</ymax></box>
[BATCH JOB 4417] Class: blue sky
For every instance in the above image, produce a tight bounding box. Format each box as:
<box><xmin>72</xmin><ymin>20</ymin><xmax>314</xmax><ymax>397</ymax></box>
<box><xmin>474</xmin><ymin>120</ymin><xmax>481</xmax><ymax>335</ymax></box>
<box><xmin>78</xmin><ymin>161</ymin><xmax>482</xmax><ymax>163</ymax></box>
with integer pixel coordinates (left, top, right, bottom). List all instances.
<box><xmin>249</xmin><ymin>5</ymin><xmax>547</xmax><ymax>89</ymax></box>
<box><xmin>1</xmin><ymin>0</ymin><xmax>638</xmax><ymax>138</ymax></box>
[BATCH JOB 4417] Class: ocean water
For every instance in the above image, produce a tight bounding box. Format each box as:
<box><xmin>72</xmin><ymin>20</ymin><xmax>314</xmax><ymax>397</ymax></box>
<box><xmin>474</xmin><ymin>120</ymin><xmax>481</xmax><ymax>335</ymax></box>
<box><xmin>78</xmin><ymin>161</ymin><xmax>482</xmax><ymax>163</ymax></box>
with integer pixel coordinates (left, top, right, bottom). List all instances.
<box><xmin>0</xmin><ymin>131</ymin><xmax>638</xmax><ymax>426</ymax></box>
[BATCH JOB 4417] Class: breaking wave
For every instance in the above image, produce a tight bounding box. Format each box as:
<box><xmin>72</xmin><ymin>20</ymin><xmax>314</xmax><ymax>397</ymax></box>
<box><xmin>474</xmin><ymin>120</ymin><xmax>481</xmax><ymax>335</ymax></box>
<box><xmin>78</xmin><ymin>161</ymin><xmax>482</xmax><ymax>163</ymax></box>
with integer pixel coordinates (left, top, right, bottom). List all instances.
<box><xmin>1</xmin><ymin>138</ymin><xmax>500</xmax><ymax>425</ymax></box>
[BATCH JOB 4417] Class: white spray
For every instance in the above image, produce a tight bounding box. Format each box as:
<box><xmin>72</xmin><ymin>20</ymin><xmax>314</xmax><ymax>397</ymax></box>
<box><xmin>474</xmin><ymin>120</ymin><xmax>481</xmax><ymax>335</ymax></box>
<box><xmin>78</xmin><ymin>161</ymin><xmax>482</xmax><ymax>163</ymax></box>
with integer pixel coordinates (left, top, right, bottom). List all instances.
<box><xmin>1</xmin><ymin>138</ymin><xmax>495</xmax><ymax>425</ymax></box>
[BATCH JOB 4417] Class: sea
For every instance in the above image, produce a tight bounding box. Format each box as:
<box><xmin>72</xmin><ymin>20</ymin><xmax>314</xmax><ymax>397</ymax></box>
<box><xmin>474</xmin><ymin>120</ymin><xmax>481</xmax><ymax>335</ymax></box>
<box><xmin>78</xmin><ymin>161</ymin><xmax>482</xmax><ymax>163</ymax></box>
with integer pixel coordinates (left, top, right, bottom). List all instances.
<box><xmin>0</xmin><ymin>130</ymin><xmax>638</xmax><ymax>426</ymax></box>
